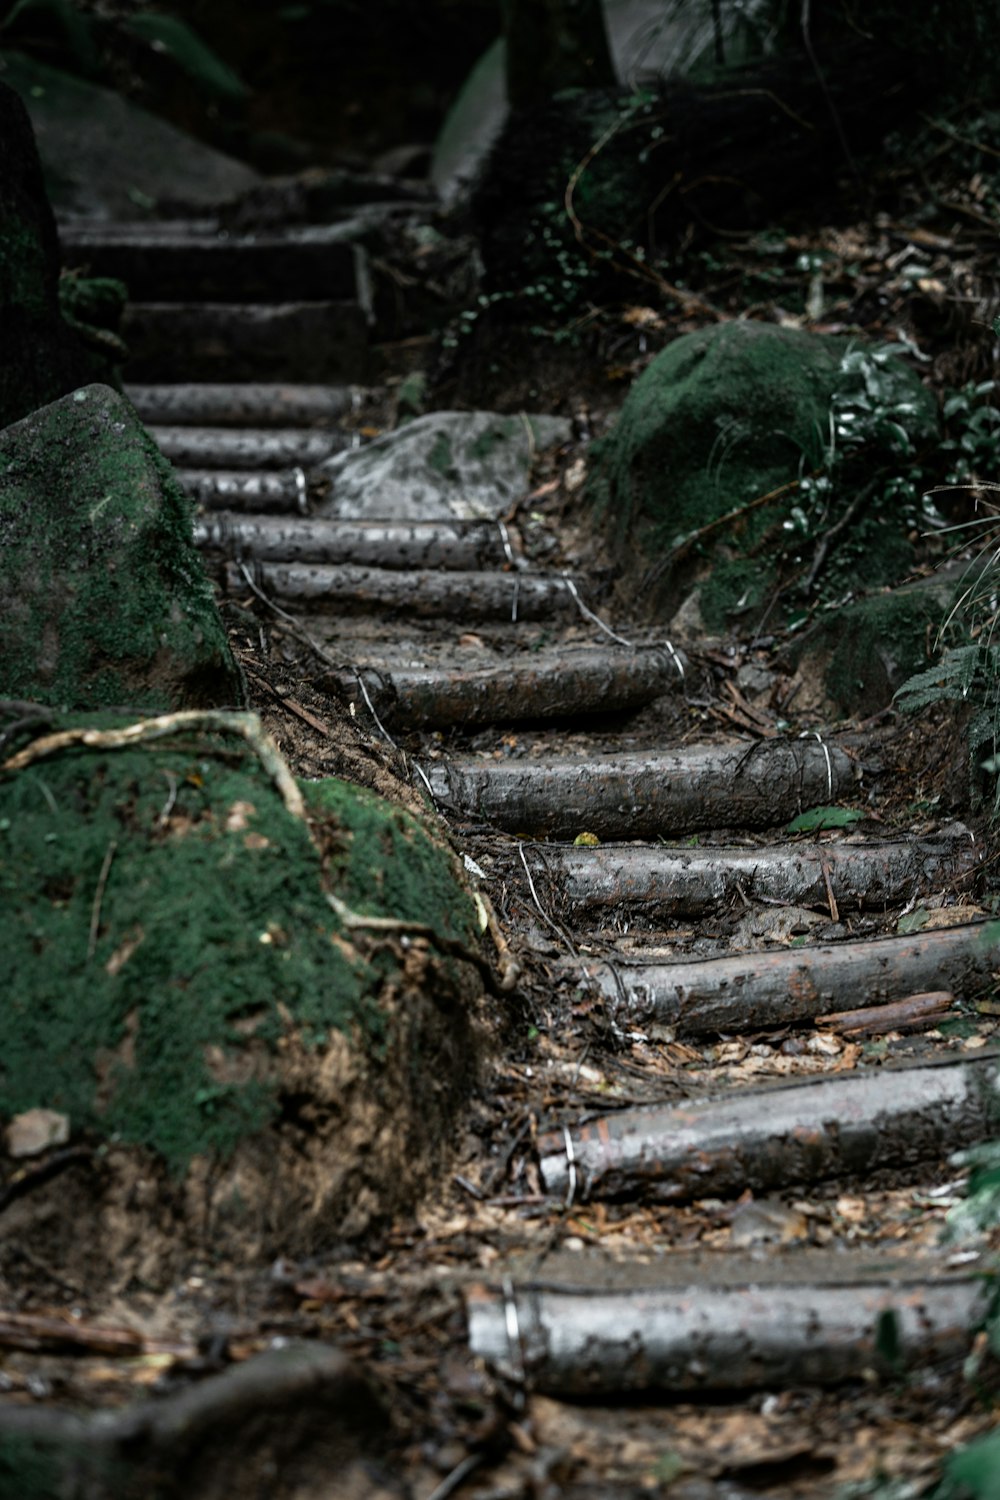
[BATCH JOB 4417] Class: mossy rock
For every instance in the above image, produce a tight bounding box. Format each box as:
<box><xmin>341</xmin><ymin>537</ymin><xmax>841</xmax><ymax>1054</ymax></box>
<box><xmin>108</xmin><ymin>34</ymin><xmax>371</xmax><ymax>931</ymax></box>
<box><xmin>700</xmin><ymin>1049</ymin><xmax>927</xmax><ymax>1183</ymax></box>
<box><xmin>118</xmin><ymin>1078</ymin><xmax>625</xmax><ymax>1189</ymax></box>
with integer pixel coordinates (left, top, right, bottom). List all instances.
<box><xmin>793</xmin><ymin>582</ymin><xmax>951</xmax><ymax>717</ymax></box>
<box><xmin>586</xmin><ymin>322</ymin><xmax>939</xmax><ymax>630</ymax></box>
<box><xmin>0</xmin><ymin>384</ymin><xmax>242</xmax><ymax>711</ymax></box>
<box><xmin>0</xmin><ymin>79</ymin><xmax>114</xmax><ymax>430</ymax></box>
<box><xmin>1</xmin><ymin>713</ymin><xmax>482</xmax><ymax>1270</ymax></box>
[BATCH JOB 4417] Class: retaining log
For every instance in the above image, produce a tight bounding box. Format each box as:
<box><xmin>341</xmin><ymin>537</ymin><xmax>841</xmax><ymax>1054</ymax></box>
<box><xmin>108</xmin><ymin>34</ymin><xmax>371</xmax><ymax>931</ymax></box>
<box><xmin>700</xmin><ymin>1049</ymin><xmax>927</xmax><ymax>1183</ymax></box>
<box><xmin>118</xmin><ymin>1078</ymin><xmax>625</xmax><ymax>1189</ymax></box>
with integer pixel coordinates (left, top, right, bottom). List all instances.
<box><xmin>467</xmin><ymin>1271</ymin><xmax>986</xmax><ymax>1393</ymax></box>
<box><xmin>574</xmin><ymin>921</ymin><xmax>1000</xmax><ymax>1035</ymax></box>
<box><xmin>537</xmin><ymin>1054</ymin><xmax>1000</xmax><ymax>1204</ymax></box>
<box><xmin>126</xmin><ymin>383</ymin><xmax>352</xmax><ymax>427</ymax></box>
<box><xmin>228</xmin><ymin>561</ymin><xmax>579</xmax><ymax>620</ymax></box>
<box><xmin>337</xmin><ymin>645</ymin><xmax>687</xmax><ymax>729</ymax></box>
<box><xmin>198</xmin><ymin>514</ymin><xmax>510</xmax><ymax>569</ymax></box>
<box><xmin>533</xmin><ymin>828</ymin><xmax>979</xmax><ymax>919</ymax></box>
<box><xmin>181</xmin><ymin>470</ymin><xmax>309</xmax><ymax>513</ymax></box>
<box><xmin>421</xmin><ymin>739</ymin><xmax>856</xmax><ymax>838</ymax></box>
<box><xmin>151</xmin><ymin>426</ymin><xmax>341</xmax><ymax>470</ymax></box>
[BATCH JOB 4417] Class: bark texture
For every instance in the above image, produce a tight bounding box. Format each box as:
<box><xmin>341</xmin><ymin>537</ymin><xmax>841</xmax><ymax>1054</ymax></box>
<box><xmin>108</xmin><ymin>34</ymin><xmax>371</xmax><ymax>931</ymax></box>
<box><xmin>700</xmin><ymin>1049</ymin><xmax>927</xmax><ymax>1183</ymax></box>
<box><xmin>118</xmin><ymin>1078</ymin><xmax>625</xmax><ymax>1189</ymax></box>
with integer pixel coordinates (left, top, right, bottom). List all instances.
<box><xmin>575</xmin><ymin>922</ymin><xmax>1000</xmax><ymax>1035</ymax></box>
<box><xmin>422</xmin><ymin>739</ymin><xmax>856</xmax><ymax>838</ymax></box>
<box><xmin>537</xmin><ymin>1054</ymin><xmax>1000</xmax><ymax>1203</ymax></box>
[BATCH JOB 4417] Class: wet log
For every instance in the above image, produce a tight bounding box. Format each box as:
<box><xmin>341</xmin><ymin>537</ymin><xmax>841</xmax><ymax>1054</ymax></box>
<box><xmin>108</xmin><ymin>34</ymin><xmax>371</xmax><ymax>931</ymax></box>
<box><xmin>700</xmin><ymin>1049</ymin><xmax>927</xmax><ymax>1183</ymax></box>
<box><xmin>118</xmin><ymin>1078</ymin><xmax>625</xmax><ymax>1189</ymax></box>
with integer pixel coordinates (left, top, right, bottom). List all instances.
<box><xmin>537</xmin><ymin>1054</ymin><xmax>1000</xmax><ymax>1205</ymax></box>
<box><xmin>536</xmin><ymin>827</ymin><xmax>980</xmax><ymax>919</ymax></box>
<box><xmin>126</xmin><ymin>383</ymin><xmax>352</xmax><ymax>428</ymax></box>
<box><xmin>198</xmin><ymin>513</ymin><xmax>511</xmax><ymax>569</ymax></box>
<box><xmin>575</xmin><ymin>922</ymin><xmax>1000</xmax><ymax>1036</ymax></box>
<box><xmin>467</xmin><ymin>1271</ymin><xmax>985</xmax><ymax>1393</ymax></box>
<box><xmin>421</xmin><ymin>738</ymin><xmax>856</xmax><ymax>838</ymax></box>
<box><xmin>122</xmin><ymin>301</ymin><xmax>369</xmax><ymax>383</ymax></box>
<box><xmin>334</xmin><ymin>645</ymin><xmax>687</xmax><ymax>729</ymax></box>
<box><xmin>227</xmin><ymin>561</ymin><xmax>579</xmax><ymax>621</ymax></box>
<box><xmin>151</xmin><ymin>426</ymin><xmax>342</xmax><ymax>470</ymax></box>
<box><xmin>180</xmin><ymin>469</ymin><xmax>310</xmax><ymax>513</ymax></box>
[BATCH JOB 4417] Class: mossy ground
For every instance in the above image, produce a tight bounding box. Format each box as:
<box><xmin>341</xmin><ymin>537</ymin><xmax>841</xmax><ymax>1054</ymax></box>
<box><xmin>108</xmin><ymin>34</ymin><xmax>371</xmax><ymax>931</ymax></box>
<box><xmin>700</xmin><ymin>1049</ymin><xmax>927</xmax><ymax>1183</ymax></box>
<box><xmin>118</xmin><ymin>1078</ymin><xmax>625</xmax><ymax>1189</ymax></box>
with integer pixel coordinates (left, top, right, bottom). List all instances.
<box><xmin>587</xmin><ymin>323</ymin><xmax>938</xmax><ymax>631</ymax></box>
<box><xmin>1</xmin><ymin>725</ymin><xmax>477</xmax><ymax>1175</ymax></box>
<box><xmin>0</xmin><ymin>385</ymin><xmax>243</xmax><ymax>710</ymax></box>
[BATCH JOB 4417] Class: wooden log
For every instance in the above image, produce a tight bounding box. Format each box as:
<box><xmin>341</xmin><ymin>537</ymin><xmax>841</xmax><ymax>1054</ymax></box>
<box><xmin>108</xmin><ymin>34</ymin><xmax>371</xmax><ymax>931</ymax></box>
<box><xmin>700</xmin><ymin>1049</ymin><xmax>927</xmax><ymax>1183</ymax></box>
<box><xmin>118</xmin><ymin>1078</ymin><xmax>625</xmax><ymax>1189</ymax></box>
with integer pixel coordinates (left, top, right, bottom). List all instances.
<box><xmin>126</xmin><ymin>383</ymin><xmax>352</xmax><ymax>428</ymax></box>
<box><xmin>151</xmin><ymin>426</ymin><xmax>342</xmax><ymax>471</ymax></box>
<box><xmin>180</xmin><ymin>470</ymin><xmax>309</xmax><ymax>513</ymax></box>
<box><xmin>537</xmin><ymin>1054</ymin><xmax>1000</xmax><ymax>1204</ymax></box>
<box><xmin>574</xmin><ymin>922</ymin><xmax>1000</xmax><ymax>1036</ymax></box>
<box><xmin>467</xmin><ymin>1271</ymin><xmax>986</xmax><ymax>1393</ymax></box>
<box><xmin>817</xmin><ymin>991</ymin><xmax>955</xmax><ymax>1037</ymax></box>
<box><xmin>227</xmin><ymin>560</ymin><xmax>579</xmax><ymax>620</ymax></box>
<box><xmin>421</xmin><ymin>739</ymin><xmax>856</xmax><ymax>838</ymax></box>
<box><xmin>534</xmin><ymin>828</ymin><xmax>980</xmax><ymax>919</ymax></box>
<box><xmin>336</xmin><ymin>645</ymin><xmax>687</xmax><ymax>729</ymax></box>
<box><xmin>198</xmin><ymin>513</ymin><xmax>510</xmax><ymax>569</ymax></box>
<box><xmin>122</xmin><ymin>301</ymin><xmax>369</xmax><ymax>383</ymax></box>
<box><xmin>60</xmin><ymin>224</ymin><xmax>359</xmax><ymax>302</ymax></box>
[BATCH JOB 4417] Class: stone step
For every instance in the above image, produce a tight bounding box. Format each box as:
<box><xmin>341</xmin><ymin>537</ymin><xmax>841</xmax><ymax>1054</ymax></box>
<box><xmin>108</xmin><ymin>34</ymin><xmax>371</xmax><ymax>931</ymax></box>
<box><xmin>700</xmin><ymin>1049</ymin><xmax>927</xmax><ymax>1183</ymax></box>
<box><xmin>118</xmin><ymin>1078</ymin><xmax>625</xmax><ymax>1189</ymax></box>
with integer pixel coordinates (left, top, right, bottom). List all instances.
<box><xmin>126</xmin><ymin>383</ymin><xmax>353</xmax><ymax>428</ymax></box>
<box><xmin>151</xmin><ymin>426</ymin><xmax>344</xmax><ymax>471</ymax></box>
<box><xmin>60</xmin><ymin>223</ymin><xmax>362</xmax><ymax>303</ymax></box>
<box><xmin>121</xmin><ymin>302</ymin><xmax>369</xmax><ymax>383</ymax></box>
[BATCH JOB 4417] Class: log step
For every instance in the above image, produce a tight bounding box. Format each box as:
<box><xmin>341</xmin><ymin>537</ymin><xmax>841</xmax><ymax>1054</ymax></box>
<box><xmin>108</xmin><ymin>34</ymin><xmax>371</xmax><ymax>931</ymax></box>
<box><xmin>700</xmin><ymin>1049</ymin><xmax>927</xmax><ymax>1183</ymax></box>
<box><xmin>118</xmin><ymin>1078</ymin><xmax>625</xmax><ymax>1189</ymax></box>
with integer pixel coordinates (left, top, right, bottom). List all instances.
<box><xmin>197</xmin><ymin>513</ymin><xmax>512</xmax><ymax>569</ymax></box>
<box><xmin>151</xmin><ymin>426</ymin><xmax>344</xmax><ymax>471</ymax></box>
<box><xmin>179</xmin><ymin>471</ymin><xmax>310</xmax><ymax>513</ymax></box>
<box><xmin>121</xmin><ymin>302</ymin><xmax>369</xmax><ymax>383</ymax></box>
<box><xmin>334</xmin><ymin>645</ymin><xmax>688</xmax><ymax>729</ymax></box>
<box><xmin>227</xmin><ymin>560</ymin><xmax>581</xmax><ymax>621</ymax></box>
<box><xmin>420</xmin><ymin>738</ymin><xmax>857</xmax><ymax>839</ymax></box>
<box><xmin>127</xmin><ymin>383</ymin><xmax>352</xmax><ymax>428</ymax></box>
<box><xmin>60</xmin><ymin>223</ymin><xmax>361</xmax><ymax>302</ymax></box>
<box><xmin>467</xmin><ymin>1258</ymin><xmax>986</xmax><ymax>1394</ymax></box>
<box><xmin>529</xmin><ymin>826</ymin><xmax>980</xmax><ymax>919</ymax></box>
<box><xmin>574</xmin><ymin>920</ymin><xmax>1000</xmax><ymax>1035</ymax></box>
<box><xmin>537</xmin><ymin>1053</ymin><xmax>1000</xmax><ymax>1203</ymax></box>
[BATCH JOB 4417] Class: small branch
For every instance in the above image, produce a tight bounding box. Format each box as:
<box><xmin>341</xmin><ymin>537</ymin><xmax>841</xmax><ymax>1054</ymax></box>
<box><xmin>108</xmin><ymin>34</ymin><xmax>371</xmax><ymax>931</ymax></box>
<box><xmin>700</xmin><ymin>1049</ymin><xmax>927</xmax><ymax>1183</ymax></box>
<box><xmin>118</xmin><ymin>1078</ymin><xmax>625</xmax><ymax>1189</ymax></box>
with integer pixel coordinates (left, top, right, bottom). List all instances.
<box><xmin>1</xmin><ymin>710</ymin><xmax>305</xmax><ymax>822</ymax></box>
<box><xmin>87</xmin><ymin>838</ymin><xmax>117</xmax><ymax>961</ymax></box>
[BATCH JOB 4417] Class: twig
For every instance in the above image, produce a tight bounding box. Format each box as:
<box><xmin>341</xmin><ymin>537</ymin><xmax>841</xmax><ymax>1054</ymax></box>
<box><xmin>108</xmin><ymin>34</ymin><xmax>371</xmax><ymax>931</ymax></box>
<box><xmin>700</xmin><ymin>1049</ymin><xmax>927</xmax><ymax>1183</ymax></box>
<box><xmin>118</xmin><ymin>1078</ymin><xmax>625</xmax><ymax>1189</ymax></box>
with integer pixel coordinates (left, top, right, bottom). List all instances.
<box><xmin>1</xmin><ymin>710</ymin><xmax>305</xmax><ymax>822</ymax></box>
<box><xmin>325</xmin><ymin>891</ymin><xmax>507</xmax><ymax>996</ymax></box>
<box><xmin>640</xmin><ymin>476</ymin><xmax>805</xmax><ymax>593</ymax></box>
<box><xmin>237</xmin><ymin>561</ymin><xmax>340</xmax><ymax>670</ymax></box>
<box><xmin>800</xmin><ymin>476</ymin><xmax>880</xmax><ymax>596</ymax></box>
<box><xmin>87</xmin><ymin>838</ymin><xmax>117</xmax><ymax>961</ymax></box>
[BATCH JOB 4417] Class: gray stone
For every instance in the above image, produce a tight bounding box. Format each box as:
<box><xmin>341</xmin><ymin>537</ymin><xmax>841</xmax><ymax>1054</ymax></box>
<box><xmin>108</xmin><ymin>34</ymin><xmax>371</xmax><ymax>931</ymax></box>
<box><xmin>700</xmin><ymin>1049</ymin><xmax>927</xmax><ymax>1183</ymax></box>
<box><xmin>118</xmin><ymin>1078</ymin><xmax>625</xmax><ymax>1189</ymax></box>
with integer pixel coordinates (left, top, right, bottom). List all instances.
<box><xmin>1</xmin><ymin>50</ymin><xmax>259</xmax><ymax>220</ymax></box>
<box><xmin>317</xmin><ymin>410</ymin><xmax>571</xmax><ymax>522</ymax></box>
<box><xmin>0</xmin><ymin>384</ymin><xmax>243</xmax><ymax>710</ymax></box>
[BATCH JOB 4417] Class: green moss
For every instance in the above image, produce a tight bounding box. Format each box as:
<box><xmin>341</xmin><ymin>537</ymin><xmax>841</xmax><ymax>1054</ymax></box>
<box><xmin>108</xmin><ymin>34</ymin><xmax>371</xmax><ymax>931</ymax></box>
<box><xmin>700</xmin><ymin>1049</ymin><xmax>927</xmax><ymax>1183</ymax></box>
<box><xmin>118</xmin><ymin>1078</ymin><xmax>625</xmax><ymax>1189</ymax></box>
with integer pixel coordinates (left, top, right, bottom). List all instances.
<box><xmin>0</xmin><ymin>1436</ymin><xmax>65</xmax><ymax>1500</ymax></box>
<box><xmin>804</xmin><ymin>589</ymin><xmax>945</xmax><ymax>714</ymax></box>
<box><xmin>587</xmin><ymin>323</ymin><xmax>939</xmax><ymax>626</ymax></box>
<box><xmin>0</xmin><ymin>385</ymin><xmax>242</xmax><ymax>710</ymax></box>
<box><xmin>1</xmin><ymin>731</ymin><xmax>475</xmax><ymax>1172</ymax></box>
<box><xmin>305</xmin><ymin>778</ymin><xmax>477</xmax><ymax>946</ymax></box>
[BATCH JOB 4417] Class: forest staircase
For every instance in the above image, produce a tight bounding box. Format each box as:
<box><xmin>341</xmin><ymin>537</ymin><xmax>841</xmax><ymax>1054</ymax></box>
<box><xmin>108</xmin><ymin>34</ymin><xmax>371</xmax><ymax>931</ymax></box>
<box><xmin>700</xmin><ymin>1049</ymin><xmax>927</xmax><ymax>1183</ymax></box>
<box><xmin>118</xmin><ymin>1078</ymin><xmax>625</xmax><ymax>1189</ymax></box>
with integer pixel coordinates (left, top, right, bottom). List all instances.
<box><xmin>61</xmin><ymin>208</ymin><xmax>1000</xmax><ymax>1494</ymax></box>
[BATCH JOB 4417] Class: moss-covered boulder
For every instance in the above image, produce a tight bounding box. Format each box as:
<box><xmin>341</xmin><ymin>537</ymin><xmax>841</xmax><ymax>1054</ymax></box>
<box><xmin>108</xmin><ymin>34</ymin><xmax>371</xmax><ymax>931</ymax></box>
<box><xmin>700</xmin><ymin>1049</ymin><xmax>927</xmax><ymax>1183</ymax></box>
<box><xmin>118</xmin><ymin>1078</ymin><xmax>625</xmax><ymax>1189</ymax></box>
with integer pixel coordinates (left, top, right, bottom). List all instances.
<box><xmin>1</xmin><ymin>711</ymin><xmax>482</xmax><ymax>1272</ymax></box>
<box><xmin>587</xmin><ymin>322</ymin><xmax>939</xmax><ymax>630</ymax></box>
<box><xmin>0</xmin><ymin>79</ymin><xmax>114</xmax><ymax>430</ymax></box>
<box><xmin>0</xmin><ymin>384</ymin><xmax>243</xmax><ymax>710</ymax></box>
